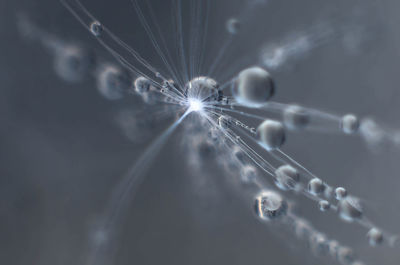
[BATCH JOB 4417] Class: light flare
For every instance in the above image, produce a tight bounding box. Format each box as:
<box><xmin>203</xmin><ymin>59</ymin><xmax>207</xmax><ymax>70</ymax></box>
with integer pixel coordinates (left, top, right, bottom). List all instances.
<box><xmin>188</xmin><ymin>98</ymin><xmax>204</xmax><ymax>112</ymax></box>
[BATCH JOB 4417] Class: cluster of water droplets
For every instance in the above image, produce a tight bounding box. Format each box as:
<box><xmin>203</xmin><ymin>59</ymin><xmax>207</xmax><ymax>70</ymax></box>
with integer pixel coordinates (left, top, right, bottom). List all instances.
<box><xmin>17</xmin><ymin>0</ymin><xmax>400</xmax><ymax>264</ymax></box>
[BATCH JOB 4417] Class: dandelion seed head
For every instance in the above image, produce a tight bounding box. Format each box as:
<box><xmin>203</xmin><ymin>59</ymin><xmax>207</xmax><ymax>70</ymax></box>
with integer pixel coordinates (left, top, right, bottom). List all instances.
<box><xmin>21</xmin><ymin>1</ymin><xmax>400</xmax><ymax>263</ymax></box>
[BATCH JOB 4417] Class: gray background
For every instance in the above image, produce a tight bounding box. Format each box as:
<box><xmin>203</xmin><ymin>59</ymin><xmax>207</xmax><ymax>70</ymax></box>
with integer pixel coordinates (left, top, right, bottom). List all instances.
<box><xmin>1</xmin><ymin>0</ymin><xmax>400</xmax><ymax>264</ymax></box>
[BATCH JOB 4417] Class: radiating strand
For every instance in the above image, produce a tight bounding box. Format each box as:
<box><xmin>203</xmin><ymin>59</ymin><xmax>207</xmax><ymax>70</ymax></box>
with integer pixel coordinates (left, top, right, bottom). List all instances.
<box><xmin>62</xmin><ymin>0</ymin><xmax>164</xmax><ymax>81</ymax></box>
<box><xmin>144</xmin><ymin>0</ymin><xmax>186</xmax><ymax>87</ymax></box>
<box><xmin>85</xmin><ymin>109</ymin><xmax>191</xmax><ymax>265</ymax></box>
<box><xmin>131</xmin><ymin>0</ymin><xmax>182</xmax><ymax>86</ymax></box>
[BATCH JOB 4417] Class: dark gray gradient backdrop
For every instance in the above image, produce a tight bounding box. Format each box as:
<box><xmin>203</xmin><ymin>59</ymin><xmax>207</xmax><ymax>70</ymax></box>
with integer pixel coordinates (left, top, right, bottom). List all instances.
<box><xmin>1</xmin><ymin>0</ymin><xmax>400</xmax><ymax>264</ymax></box>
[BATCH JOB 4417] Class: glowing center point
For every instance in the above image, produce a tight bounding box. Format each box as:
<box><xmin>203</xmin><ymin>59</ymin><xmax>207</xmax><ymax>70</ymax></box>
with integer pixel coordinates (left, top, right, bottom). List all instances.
<box><xmin>188</xmin><ymin>98</ymin><xmax>203</xmax><ymax>112</ymax></box>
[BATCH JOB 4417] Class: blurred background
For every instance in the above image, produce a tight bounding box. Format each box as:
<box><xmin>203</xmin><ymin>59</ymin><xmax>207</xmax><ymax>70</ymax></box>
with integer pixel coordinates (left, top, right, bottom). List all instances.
<box><xmin>1</xmin><ymin>0</ymin><xmax>400</xmax><ymax>264</ymax></box>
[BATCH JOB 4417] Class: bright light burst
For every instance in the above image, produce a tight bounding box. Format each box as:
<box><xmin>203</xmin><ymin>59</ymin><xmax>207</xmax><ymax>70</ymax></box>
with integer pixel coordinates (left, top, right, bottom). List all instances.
<box><xmin>188</xmin><ymin>98</ymin><xmax>203</xmax><ymax>112</ymax></box>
